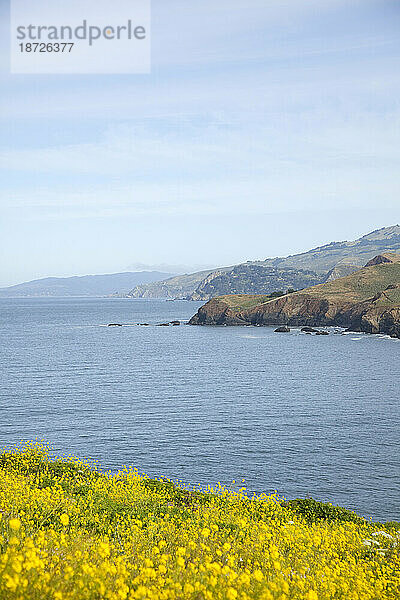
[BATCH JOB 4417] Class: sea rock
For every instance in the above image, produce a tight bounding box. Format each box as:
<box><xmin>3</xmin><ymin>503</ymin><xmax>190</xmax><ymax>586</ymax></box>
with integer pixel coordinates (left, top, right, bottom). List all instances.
<box><xmin>316</xmin><ymin>331</ymin><xmax>329</xmax><ymax>335</ymax></box>
<box><xmin>170</xmin><ymin>321</ymin><xmax>181</xmax><ymax>326</ymax></box>
<box><xmin>108</xmin><ymin>323</ymin><xmax>122</xmax><ymax>327</ymax></box>
<box><xmin>157</xmin><ymin>323</ymin><xmax>170</xmax><ymax>327</ymax></box>
<box><xmin>274</xmin><ymin>326</ymin><xmax>290</xmax><ymax>333</ymax></box>
<box><xmin>301</xmin><ymin>326</ymin><xmax>319</xmax><ymax>333</ymax></box>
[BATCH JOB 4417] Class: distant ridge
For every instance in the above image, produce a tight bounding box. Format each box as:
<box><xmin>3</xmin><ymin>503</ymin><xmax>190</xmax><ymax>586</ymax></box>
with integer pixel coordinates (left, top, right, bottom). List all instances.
<box><xmin>0</xmin><ymin>271</ymin><xmax>174</xmax><ymax>298</ymax></box>
<box><xmin>126</xmin><ymin>225</ymin><xmax>400</xmax><ymax>300</ymax></box>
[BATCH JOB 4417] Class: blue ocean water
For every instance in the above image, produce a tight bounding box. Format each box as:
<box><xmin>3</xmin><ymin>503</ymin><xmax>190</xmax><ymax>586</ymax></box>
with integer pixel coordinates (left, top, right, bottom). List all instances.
<box><xmin>0</xmin><ymin>297</ymin><xmax>398</xmax><ymax>521</ymax></box>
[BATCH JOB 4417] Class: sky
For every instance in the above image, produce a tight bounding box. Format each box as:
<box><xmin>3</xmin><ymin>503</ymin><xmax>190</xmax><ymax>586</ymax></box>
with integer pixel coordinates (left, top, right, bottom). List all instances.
<box><xmin>0</xmin><ymin>0</ymin><xmax>399</xmax><ymax>286</ymax></box>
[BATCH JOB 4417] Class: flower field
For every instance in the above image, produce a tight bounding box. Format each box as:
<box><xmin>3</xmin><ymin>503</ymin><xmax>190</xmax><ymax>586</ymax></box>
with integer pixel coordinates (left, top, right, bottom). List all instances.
<box><xmin>0</xmin><ymin>442</ymin><xmax>399</xmax><ymax>599</ymax></box>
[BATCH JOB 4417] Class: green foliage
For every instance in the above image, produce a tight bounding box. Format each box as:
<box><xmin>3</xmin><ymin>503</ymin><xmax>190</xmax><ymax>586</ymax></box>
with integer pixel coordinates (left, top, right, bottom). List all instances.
<box><xmin>283</xmin><ymin>498</ymin><xmax>366</xmax><ymax>525</ymax></box>
<box><xmin>379</xmin><ymin>521</ymin><xmax>400</xmax><ymax>532</ymax></box>
<box><xmin>269</xmin><ymin>290</ymin><xmax>285</xmax><ymax>298</ymax></box>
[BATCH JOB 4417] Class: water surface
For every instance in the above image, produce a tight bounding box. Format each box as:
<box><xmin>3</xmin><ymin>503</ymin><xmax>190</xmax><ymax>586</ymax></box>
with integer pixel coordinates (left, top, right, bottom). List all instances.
<box><xmin>0</xmin><ymin>298</ymin><xmax>398</xmax><ymax>521</ymax></box>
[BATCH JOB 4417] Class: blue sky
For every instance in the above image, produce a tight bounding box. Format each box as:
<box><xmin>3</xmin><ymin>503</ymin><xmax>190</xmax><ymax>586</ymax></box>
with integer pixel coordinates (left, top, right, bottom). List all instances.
<box><xmin>0</xmin><ymin>0</ymin><xmax>399</xmax><ymax>285</ymax></box>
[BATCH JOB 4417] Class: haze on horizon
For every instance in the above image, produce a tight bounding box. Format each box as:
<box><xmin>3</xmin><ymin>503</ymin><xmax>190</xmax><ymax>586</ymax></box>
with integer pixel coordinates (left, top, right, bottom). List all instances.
<box><xmin>0</xmin><ymin>0</ymin><xmax>399</xmax><ymax>287</ymax></box>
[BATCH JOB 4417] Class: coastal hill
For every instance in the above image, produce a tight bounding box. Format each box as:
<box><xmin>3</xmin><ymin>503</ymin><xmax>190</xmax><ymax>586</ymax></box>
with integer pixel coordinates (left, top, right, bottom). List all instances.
<box><xmin>127</xmin><ymin>225</ymin><xmax>400</xmax><ymax>300</ymax></box>
<box><xmin>125</xmin><ymin>268</ymin><xmax>218</xmax><ymax>300</ymax></box>
<box><xmin>0</xmin><ymin>271</ymin><xmax>174</xmax><ymax>298</ymax></box>
<box><xmin>189</xmin><ymin>253</ymin><xmax>400</xmax><ymax>338</ymax></box>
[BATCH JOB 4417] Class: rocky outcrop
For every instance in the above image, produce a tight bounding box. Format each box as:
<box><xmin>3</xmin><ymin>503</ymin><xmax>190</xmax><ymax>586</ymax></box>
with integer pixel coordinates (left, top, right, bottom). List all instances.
<box><xmin>190</xmin><ymin>298</ymin><xmax>249</xmax><ymax>325</ymax></box>
<box><xmin>378</xmin><ymin>307</ymin><xmax>400</xmax><ymax>338</ymax></box>
<box><xmin>189</xmin><ymin>256</ymin><xmax>400</xmax><ymax>338</ymax></box>
<box><xmin>340</xmin><ymin>297</ymin><xmax>400</xmax><ymax>338</ymax></box>
<box><xmin>189</xmin><ymin>293</ymin><xmax>352</xmax><ymax>327</ymax></box>
<box><xmin>365</xmin><ymin>253</ymin><xmax>400</xmax><ymax>267</ymax></box>
<box><xmin>189</xmin><ymin>293</ymin><xmax>400</xmax><ymax>338</ymax></box>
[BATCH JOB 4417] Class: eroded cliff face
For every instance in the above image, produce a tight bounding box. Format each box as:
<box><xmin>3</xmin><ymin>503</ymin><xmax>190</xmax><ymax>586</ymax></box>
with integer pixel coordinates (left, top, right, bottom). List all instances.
<box><xmin>189</xmin><ymin>298</ymin><xmax>247</xmax><ymax>325</ymax></box>
<box><xmin>189</xmin><ymin>256</ymin><xmax>400</xmax><ymax>337</ymax></box>
<box><xmin>189</xmin><ymin>286</ymin><xmax>400</xmax><ymax>338</ymax></box>
<box><xmin>378</xmin><ymin>307</ymin><xmax>400</xmax><ymax>338</ymax></box>
<box><xmin>189</xmin><ymin>294</ymin><xmax>352</xmax><ymax>327</ymax></box>
<box><xmin>246</xmin><ymin>294</ymin><xmax>351</xmax><ymax>327</ymax></box>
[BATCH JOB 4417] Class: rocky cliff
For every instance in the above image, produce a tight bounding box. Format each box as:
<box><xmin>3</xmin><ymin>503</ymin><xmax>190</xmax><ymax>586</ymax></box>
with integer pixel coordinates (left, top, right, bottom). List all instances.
<box><xmin>189</xmin><ymin>255</ymin><xmax>400</xmax><ymax>338</ymax></box>
<box><xmin>189</xmin><ymin>265</ymin><xmax>322</xmax><ymax>301</ymax></box>
<box><xmin>128</xmin><ymin>269</ymin><xmax>218</xmax><ymax>299</ymax></box>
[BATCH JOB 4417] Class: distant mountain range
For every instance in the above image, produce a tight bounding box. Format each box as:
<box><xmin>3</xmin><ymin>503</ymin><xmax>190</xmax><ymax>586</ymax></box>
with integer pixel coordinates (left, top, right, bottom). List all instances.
<box><xmin>127</xmin><ymin>225</ymin><xmax>400</xmax><ymax>300</ymax></box>
<box><xmin>3</xmin><ymin>225</ymin><xmax>399</xmax><ymax>299</ymax></box>
<box><xmin>0</xmin><ymin>271</ymin><xmax>174</xmax><ymax>298</ymax></box>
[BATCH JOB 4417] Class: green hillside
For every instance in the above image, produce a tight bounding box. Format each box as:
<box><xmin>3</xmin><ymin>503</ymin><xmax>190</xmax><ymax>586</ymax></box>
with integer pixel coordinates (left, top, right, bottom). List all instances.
<box><xmin>218</xmin><ymin>260</ymin><xmax>400</xmax><ymax>311</ymax></box>
<box><xmin>189</xmin><ymin>254</ymin><xmax>400</xmax><ymax>337</ymax></box>
<box><xmin>291</xmin><ymin>261</ymin><xmax>400</xmax><ymax>306</ymax></box>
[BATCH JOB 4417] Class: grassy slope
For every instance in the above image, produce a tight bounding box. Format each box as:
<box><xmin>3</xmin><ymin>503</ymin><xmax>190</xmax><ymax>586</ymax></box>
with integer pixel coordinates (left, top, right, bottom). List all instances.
<box><xmin>1</xmin><ymin>443</ymin><xmax>399</xmax><ymax>599</ymax></box>
<box><xmin>216</xmin><ymin>261</ymin><xmax>400</xmax><ymax>312</ymax></box>
<box><xmin>295</xmin><ymin>262</ymin><xmax>400</xmax><ymax>305</ymax></box>
<box><xmin>129</xmin><ymin>228</ymin><xmax>400</xmax><ymax>299</ymax></box>
<box><xmin>216</xmin><ymin>294</ymin><xmax>274</xmax><ymax>310</ymax></box>
<box><xmin>256</xmin><ymin>226</ymin><xmax>400</xmax><ymax>273</ymax></box>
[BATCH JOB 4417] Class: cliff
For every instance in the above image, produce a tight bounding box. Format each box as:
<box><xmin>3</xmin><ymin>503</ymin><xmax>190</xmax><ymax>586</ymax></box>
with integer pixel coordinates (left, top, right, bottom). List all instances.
<box><xmin>127</xmin><ymin>269</ymin><xmax>218</xmax><ymax>299</ymax></box>
<box><xmin>189</xmin><ymin>265</ymin><xmax>322</xmax><ymax>301</ymax></box>
<box><xmin>189</xmin><ymin>255</ymin><xmax>400</xmax><ymax>338</ymax></box>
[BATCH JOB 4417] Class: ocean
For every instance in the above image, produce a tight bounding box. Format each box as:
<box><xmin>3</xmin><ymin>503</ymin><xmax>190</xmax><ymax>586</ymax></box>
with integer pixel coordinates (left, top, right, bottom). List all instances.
<box><xmin>0</xmin><ymin>297</ymin><xmax>398</xmax><ymax>521</ymax></box>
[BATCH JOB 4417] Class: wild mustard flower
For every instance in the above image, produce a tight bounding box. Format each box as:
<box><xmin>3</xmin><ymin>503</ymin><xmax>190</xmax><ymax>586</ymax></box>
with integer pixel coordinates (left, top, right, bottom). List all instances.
<box><xmin>60</xmin><ymin>513</ymin><xmax>69</xmax><ymax>526</ymax></box>
<box><xmin>0</xmin><ymin>441</ymin><xmax>399</xmax><ymax>600</ymax></box>
<box><xmin>8</xmin><ymin>518</ymin><xmax>21</xmax><ymax>531</ymax></box>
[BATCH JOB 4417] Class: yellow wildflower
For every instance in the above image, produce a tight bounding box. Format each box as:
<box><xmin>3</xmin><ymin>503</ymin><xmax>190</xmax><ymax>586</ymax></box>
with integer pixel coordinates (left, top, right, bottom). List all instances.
<box><xmin>9</xmin><ymin>518</ymin><xmax>21</xmax><ymax>531</ymax></box>
<box><xmin>60</xmin><ymin>513</ymin><xmax>69</xmax><ymax>526</ymax></box>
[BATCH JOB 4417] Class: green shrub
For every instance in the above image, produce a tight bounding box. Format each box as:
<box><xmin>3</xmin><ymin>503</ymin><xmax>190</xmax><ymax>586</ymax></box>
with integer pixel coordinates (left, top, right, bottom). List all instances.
<box><xmin>283</xmin><ymin>497</ymin><xmax>365</xmax><ymax>524</ymax></box>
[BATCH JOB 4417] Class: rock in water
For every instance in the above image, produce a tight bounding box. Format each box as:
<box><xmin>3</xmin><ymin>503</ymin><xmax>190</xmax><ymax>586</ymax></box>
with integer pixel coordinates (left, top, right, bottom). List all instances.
<box><xmin>275</xmin><ymin>326</ymin><xmax>290</xmax><ymax>333</ymax></box>
<box><xmin>108</xmin><ymin>323</ymin><xmax>122</xmax><ymax>327</ymax></box>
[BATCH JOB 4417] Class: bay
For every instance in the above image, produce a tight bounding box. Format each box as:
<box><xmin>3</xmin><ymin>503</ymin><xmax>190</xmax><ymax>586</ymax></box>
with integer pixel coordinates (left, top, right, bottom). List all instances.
<box><xmin>0</xmin><ymin>297</ymin><xmax>398</xmax><ymax>521</ymax></box>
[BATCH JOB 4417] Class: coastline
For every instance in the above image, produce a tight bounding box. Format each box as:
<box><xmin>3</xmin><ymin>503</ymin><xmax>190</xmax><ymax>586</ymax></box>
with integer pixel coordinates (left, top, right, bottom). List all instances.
<box><xmin>188</xmin><ymin>258</ymin><xmax>400</xmax><ymax>339</ymax></box>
